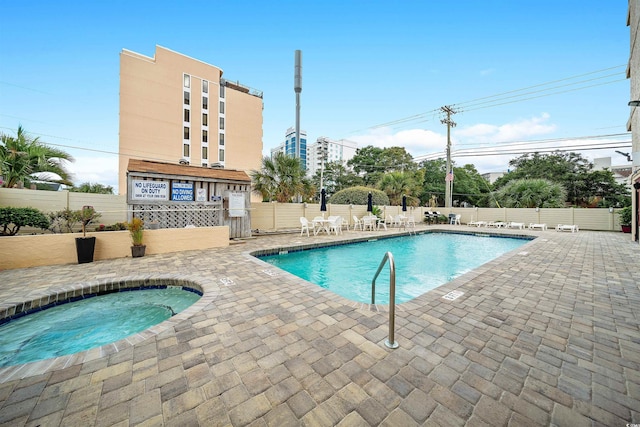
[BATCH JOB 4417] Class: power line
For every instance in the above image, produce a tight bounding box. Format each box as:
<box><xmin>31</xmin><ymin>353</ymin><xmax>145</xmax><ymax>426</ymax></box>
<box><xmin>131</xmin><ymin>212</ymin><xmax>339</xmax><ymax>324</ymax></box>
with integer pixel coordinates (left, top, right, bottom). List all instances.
<box><xmin>347</xmin><ymin>65</ymin><xmax>627</xmax><ymax>134</ymax></box>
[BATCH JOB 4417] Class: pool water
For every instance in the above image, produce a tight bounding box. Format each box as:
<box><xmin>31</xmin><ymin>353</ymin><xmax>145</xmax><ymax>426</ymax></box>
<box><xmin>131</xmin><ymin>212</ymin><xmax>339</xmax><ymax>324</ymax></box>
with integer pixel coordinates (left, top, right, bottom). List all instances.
<box><xmin>260</xmin><ymin>233</ymin><xmax>528</xmax><ymax>304</ymax></box>
<box><xmin>0</xmin><ymin>287</ymin><xmax>201</xmax><ymax>367</ymax></box>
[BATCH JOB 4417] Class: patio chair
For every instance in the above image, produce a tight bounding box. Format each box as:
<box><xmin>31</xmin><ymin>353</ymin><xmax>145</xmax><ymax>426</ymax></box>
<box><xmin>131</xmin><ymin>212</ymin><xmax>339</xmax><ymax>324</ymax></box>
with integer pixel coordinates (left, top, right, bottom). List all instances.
<box><xmin>393</xmin><ymin>215</ymin><xmax>406</xmax><ymax>228</ymax></box>
<box><xmin>328</xmin><ymin>216</ymin><xmax>343</xmax><ymax>235</ymax></box>
<box><xmin>300</xmin><ymin>217</ymin><xmax>315</xmax><ymax>236</ymax></box>
<box><xmin>406</xmin><ymin>216</ymin><xmax>416</xmax><ymax>234</ymax></box>
<box><xmin>352</xmin><ymin>215</ymin><xmax>363</xmax><ymax>231</ymax></box>
<box><xmin>450</xmin><ymin>214</ymin><xmax>461</xmax><ymax>225</ymax></box>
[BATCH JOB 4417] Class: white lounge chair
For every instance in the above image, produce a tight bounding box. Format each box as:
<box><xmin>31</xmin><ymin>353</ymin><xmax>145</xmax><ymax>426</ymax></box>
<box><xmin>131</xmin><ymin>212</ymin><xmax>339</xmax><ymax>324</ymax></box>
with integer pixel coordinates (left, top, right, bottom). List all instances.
<box><xmin>300</xmin><ymin>217</ymin><xmax>315</xmax><ymax>236</ymax></box>
<box><xmin>556</xmin><ymin>224</ymin><xmax>579</xmax><ymax>233</ymax></box>
<box><xmin>528</xmin><ymin>223</ymin><xmax>547</xmax><ymax>231</ymax></box>
<box><xmin>507</xmin><ymin>222</ymin><xmax>525</xmax><ymax>229</ymax></box>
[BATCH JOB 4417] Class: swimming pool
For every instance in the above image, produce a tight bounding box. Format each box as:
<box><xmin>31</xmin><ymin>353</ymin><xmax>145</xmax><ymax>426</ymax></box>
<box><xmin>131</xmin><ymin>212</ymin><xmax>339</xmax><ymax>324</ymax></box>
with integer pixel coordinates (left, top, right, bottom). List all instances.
<box><xmin>259</xmin><ymin>232</ymin><xmax>529</xmax><ymax>304</ymax></box>
<box><xmin>0</xmin><ymin>286</ymin><xmax>201</xmax><ymax>367</ymax></box>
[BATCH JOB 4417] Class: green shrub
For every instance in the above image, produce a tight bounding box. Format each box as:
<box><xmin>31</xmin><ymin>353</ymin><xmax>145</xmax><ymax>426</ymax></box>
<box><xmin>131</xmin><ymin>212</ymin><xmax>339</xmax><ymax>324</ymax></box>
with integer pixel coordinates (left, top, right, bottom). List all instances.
<box><xmin>48</xmin><ymin>208</ymin><xmax>81</xmax><ymax>233</ymax></box>
<box><xmin>618</xmin><ymin>206</ymin><xmax>632</xmax><ymax>225</ymax></box>
<box><xmin>328</xmin><ymin>186</ymin><xmax>390</xmax><ymax>206</ymax></box>
<box><xmin>0</xmin><ymin>207</ymin><xmax>51</xmax><ymax>236</ymax></box>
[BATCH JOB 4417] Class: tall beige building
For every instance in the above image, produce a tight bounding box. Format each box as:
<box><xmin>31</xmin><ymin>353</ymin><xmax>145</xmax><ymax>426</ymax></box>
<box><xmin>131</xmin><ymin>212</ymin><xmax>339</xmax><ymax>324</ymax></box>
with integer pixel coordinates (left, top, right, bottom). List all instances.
<box><xmin>119</xmin><ymin>45</ymin><xmax>263</xmax><ymax>194</ymax></box>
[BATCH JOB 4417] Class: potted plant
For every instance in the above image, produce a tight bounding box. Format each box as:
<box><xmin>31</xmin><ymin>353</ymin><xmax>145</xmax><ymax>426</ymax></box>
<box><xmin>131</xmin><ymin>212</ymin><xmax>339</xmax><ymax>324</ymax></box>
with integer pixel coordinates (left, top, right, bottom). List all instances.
<box><xmin>618</xmin><ymin>206</ymin><xmax>632</xmax><ymax>233</ymax></box>
<box><xmin>75</xmin><ymin>206</ymin><xmax>101</xmax><ymax>264</ymax></box>
<box><xmin>127</xmin><ymin>217</ymin><xmax>146</xmax><ymax>257</ymax></box>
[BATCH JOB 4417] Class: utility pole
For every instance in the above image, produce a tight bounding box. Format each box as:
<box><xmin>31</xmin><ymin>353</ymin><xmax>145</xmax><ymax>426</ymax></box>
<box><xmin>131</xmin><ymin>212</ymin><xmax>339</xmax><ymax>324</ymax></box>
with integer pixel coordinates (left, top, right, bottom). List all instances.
<box><xmin>440</xmin><ymin>105</ymin><xmax>457</xmax><ymax>208</ymax></box>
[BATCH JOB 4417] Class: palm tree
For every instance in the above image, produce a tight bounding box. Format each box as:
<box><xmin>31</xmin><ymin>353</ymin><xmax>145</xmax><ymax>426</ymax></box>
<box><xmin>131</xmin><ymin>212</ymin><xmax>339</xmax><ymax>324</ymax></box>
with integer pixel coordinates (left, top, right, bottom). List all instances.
<box><xmin>249</xmin><ymin>152</ymin><xmax>314</xmax><ymax>202</ymax></box>
<box><xmin>377</xmin><ymin>171</ymin><xmax>416</xmax><ymax>205</ymax></box>
<box><xmin>0</xmin><ymin>126</ymin><xmax>74</xmax><ymax>188</ymax></box>
<box><xmin>493</xmin><ymin>178</ymin><xmax>566</xmax><ymax>208</ymax></box>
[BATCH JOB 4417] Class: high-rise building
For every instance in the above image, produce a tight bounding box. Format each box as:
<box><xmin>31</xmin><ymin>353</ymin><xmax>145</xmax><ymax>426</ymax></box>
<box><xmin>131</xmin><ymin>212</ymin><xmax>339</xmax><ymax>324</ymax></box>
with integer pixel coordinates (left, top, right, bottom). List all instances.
<box><xmin>306</xmin><ymin>137</ymin><xmax>358</xmax><ymax>177</ymax></box>
<box><xmin>118</xmin><ymin>45</ymin><xmax>263</xmax><ymax>194</ymax></box>
<box><xmin>270</xmin><ymin>127</ymin><xmax>307</xmax><ymax>170</ymax></box>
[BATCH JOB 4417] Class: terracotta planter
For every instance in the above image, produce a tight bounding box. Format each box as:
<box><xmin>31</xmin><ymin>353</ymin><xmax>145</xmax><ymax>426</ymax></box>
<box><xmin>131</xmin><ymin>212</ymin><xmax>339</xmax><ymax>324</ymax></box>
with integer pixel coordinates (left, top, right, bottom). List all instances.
<box><xmin>131</xmin><ymin>245</ymin><xmax>146</xmax><ymax>258</ymax></box>
<box><xmin>75</xmin><ymin>237</ymin><xmax>96</xmax><ymax>264</ymax></box>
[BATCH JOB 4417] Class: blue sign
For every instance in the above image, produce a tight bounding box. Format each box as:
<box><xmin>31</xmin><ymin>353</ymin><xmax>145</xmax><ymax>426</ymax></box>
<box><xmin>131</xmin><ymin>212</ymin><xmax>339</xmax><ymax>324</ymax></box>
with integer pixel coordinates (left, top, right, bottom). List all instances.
<box><xmin>171</xmin><ymin>183</ymin><xmax>194</xmax><ymax>201</ymax></box>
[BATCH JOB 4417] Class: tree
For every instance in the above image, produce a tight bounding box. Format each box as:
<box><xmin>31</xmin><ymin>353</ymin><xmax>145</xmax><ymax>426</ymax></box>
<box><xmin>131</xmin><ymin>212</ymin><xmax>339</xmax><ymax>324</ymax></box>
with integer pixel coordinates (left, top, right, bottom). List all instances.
<box><xmin>0</xmin><ymin>207</ymin><xmax>50</xmax><ymax>236</ymax></box>
<box><xmin>0</xmin><ymin>126</ymin><xmax>74</xmax><ymax>188</ymax></box>
<box><xmin>348</xmin><ymin>146</ymin><xmax>416</xmax><ymax>186</ymax></box>
<box><xmin>492</xmin><ymin>178</ymin><xmax>566</xmax><ymax>208</ymax></box>
<box><xmin>377</xmin><ymin>171</ymin><xmax>417</xmax><ymax>205</ymax></box>
<box><xmin>492</xmin><ymin>151</ymin><xmax>616</xmax><ymax>206</ymax></box>
<box><xmin>328</xmin><ymin>186</ymin><xmax>390</xmax><ymax>205</ymax></box>
<box><xmin>311</xmin><ymin>161</ymin><xmax>362</xmax><ymax>196</ymax></box>
<box><xmin>418</xmin><ymin>159</ymin><xmax>490</xmax><ymax>207</ymax></box>
<box><xmin>71</xmin><ymin>182</ymin><xmax>115</xmax><ymax>194</ymax></box>
<box><xmin>249</xmin><ymin>152</ymin><xmax>314</xmax><ymax>202</ymax></box>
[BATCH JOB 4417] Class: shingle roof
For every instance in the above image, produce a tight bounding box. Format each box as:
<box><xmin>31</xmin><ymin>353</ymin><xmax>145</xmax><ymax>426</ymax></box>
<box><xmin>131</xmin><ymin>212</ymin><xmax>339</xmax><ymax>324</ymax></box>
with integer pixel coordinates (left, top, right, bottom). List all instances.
<box><xmin>127</xmin><ymin>159</ymin><xmax>251</xmax><ymax>182</ymax></box>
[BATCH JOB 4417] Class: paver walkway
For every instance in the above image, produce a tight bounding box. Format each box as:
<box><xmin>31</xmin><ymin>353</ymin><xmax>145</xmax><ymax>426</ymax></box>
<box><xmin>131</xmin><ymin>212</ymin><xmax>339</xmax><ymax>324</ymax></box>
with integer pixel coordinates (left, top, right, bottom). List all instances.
<box><xmin>0</xmin><ymin>226</ymin><xmax>638</xmax><ymax>426</ymax></box>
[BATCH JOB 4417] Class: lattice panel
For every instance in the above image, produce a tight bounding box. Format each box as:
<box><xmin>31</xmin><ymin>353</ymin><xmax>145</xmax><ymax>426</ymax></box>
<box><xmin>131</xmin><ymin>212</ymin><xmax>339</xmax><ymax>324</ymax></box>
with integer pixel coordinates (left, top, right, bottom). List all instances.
<box><xmin>131</xmin><ymin>203</ymin><xmax>223</xmax><ymax>229</ymax></box>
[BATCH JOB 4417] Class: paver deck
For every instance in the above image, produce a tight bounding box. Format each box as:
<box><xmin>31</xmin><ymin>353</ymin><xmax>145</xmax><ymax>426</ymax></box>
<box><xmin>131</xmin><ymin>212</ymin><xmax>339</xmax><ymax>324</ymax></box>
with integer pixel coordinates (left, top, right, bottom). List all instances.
<box><xmin>0</xmin><ymin>225</ymin><xmax>638</xmax><ymax>426</ymax></box>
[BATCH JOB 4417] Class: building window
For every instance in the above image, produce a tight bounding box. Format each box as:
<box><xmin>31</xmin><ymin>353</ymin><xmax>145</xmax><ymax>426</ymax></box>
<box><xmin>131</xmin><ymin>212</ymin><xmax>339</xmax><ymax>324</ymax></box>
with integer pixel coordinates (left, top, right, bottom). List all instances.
<box><xmin>183</xmin><ymin>144</ymin><xmax>190</xmax><ymax>157</ymax></box>
<box><xmin>184</xmin><ymin>127</ymin><xmax>190</xmax><ymax>140</ymax></box>
<box><xmin>202</xmin><ymin>96</ymin><xmax>208</xmax><ymax>110</ymax></box>
<box><xmin>202</xmin><ymin>80</ymin><xmax>208</xmax><ymax>93</ymax></box>
<box><xmin>184</xmin><ymin>74</ymin><xmax>190</xmax><ymax>88</ymax></box>
<box><xmin>219</xmin><ymin>149</ymin><xmax>225</xmax><ymax>162</ymax></box>
<box><xmin>184</xmin><ymin>91</ymin><xmax>190</xmax><ymax>105</ymax></box>
<box><xmin>219</xmin><ymin>117</ymin><xmax>224</xmax><ymax>130</ymax></box>
<box><xmin>219</xmin><ymin>133</ymin><xmax>224</xmax><ymax>146</ymax></box>
<box><xmin>219</xmin><ymin>101</ymin><xmax>225</xmax><ymax>114</ymax></box>
<box><xmin>202</xmin><ymin>146</ymin><xmax>208</xmax><ymax>159</ymax></box>
<box><xmin>202</xmin><ymin>113</ymin><xmax>208</xmax><ymax>126</ymax></box>
<box><xmin>220</xmin><ymin>84</ymin><xmax>225</xmax><ymax>98</ymax></box>
<box><xmin>184</xmin><ymin>109</ymin><xmax>190</xmax><ymax>123</ymax></box>
<box><xmin>202</xmin><ymin>129</ymin><xmax>208</xmax><ymax>143</ymax></box>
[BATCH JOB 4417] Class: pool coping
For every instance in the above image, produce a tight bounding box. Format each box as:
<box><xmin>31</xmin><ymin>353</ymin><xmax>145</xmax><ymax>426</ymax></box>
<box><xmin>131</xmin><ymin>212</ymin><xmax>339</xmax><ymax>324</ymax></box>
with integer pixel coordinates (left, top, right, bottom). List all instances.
<box><xmin>0</xmin><ymin>274</ymin><xmax>220</xmax><ymax>383</ymax></box>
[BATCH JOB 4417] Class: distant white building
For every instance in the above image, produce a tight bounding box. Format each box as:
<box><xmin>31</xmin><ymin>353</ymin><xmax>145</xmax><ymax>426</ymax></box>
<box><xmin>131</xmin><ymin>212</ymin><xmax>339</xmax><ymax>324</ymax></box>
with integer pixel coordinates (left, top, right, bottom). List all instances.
<box><xmin>593</xmin><ymin>157</ymin><xmax>633</xmax><ymax>190</ymax></box>
<box><xmin>306</xmin><ymin>137</ymin><xmax>358</xmax><ymax>177</ymax></box>
<box><xmin>481</xmin><ymin>172</ymin><xmax>505</xmax><ymax>184</ymax></box>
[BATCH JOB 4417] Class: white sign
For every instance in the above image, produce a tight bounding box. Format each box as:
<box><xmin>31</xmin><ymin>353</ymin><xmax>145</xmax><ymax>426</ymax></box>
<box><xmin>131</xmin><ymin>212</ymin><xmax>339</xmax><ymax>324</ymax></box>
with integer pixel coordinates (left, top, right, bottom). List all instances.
<box><xmin>228</xmin><ymin>192</ymin><xmax>245</xmax><ymax>217</ymax></box>
<box><xmin>196</xmin><ymin>188</ymin><xmax>207</xmax><ymax>202</ymax></box>
<box><xmin>132</xmin><ymin>180</ymin><xmax>169</xmax><ymax>200</ymax></box>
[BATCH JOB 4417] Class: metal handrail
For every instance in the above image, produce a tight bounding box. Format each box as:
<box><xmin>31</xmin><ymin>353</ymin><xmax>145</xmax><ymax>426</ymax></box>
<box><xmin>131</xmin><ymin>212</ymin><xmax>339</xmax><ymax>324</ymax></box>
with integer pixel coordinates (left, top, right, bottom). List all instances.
<box><xmin>371</xmin><ymin>252</ymin><xmax>399</xmax><ymax>349</ymax></box>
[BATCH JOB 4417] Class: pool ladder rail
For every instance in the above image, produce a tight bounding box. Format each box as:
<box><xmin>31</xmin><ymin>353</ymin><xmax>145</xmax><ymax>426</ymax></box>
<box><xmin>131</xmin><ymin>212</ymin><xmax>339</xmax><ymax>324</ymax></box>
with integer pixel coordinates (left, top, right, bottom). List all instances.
<box><xmin>371</xmin><ymin>251</ymin><xmax>399</xmax><ymax>349</ymax></box>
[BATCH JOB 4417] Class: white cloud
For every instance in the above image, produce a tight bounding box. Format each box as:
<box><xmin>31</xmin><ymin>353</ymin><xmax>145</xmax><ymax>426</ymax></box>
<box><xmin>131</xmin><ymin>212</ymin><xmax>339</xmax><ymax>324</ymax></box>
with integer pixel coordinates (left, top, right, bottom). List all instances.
<box><xmin>455</xmin><ymin>113</ymin><xmax>556</xmax><ymax>145</ymax></box>
<box><xmin>351</xmin><ymin>127</ymin><xmax>447</xmax><ymax>157</ymax></box>
<box><xmin>67</xmin><ymin>156</ymin><xmax>119</xmax><ymax>192</ymax></box>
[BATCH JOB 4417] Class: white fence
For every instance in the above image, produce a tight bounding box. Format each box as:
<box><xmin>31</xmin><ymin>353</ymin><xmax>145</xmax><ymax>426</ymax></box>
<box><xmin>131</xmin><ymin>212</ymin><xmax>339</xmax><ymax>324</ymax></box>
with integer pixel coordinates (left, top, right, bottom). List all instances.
<box><xmin>0</xmin><ymin>188</ymin><xmax>625</xmax><ymax>233</ymax></box>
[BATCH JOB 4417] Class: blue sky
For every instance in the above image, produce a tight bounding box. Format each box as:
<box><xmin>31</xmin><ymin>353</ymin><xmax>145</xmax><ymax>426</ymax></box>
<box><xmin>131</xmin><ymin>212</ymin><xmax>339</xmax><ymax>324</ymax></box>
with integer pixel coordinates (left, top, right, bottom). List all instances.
<box><xmin>0</xmin><ymin>0</ymin><xmax>632</xmax><ymax>192</ymax></box>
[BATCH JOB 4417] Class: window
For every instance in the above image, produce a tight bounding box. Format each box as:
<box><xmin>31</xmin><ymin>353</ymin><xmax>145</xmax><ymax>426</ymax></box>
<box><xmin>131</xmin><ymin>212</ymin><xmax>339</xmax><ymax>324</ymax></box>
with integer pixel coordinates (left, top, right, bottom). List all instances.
<box><xmin>183</xmin><ymin>144</ymin><xmax>190</xmax><ymax>157</ymax></box>
<box><xmin>219</xmin><ymin>133</ymin><xmax>224</xmax><ymax>146</ymax></box>
<box><xmin>202</xmin><ymin>96</ymin><xmax>208</xmax><ymax>110</ymax></box>
<box><xmin>219</xmin><ymin>101</ymin><xmax>225</xmax><ymax>114</ymax></box>
<box><xmin>219</xmin><ymin>117</ymin><xmax>224</xmax><ymax>130</ymax></box>
<box><xmin>184</xmin><ymin>109</ymin><xmax>190</xmax><ymax>123</ymax></box>
<box><xmin>184</xmin><ymin>91</ymin><xmax>190</xmax><ymax>105</ymax></box>
<box><xmin>202</xmin><ymin>129</ymin><xmax>208</xmax><ymax>143</ymax></box>
<box><xmin>184</xmin><ymin>74</ymin><xmax>190</xmax><ymax>88</ymax></box>
<box><xmin>220</xmin><ymin>84</ymin><xmax>225</xmax><ymax>98</ymax></box>
<box><xmin>202</xmin><ymin>80</ymin><xmax>208</xmax><ymax>93</ymax></box>
<box><xmin>219</xmin><ymin>149</ymin><xmax>225</xmax><ymax>161</ymax></box>
<box><xmin>202</xmin><ymin>113</ymin><xmax>208</xmax><ymax>126</ymax></box>
<box><xmin>184</xmin><ymin>126</ymin><xmax>190</xmax><ymax>140</ymax></box>
<box><xmin>202</xmin><ymin>146</ymin><xmax>208</xmax><ymax>159</ymax></box>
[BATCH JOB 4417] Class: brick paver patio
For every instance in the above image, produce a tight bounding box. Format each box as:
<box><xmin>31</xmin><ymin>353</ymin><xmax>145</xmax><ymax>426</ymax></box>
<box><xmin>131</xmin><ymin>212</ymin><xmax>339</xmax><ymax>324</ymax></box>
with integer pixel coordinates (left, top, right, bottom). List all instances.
<box><xmin>0</xmin><ymin>225</ymin><xmax>638</xmax><ymax>426</ymax></box>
